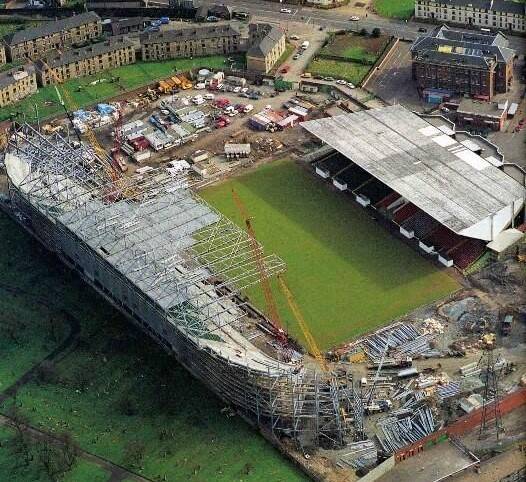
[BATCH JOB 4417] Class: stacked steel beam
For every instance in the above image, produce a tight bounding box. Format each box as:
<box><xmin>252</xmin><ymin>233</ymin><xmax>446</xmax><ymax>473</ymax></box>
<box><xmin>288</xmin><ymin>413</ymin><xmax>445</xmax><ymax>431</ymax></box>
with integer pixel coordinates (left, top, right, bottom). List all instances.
<box><xmin>437</xmin><ymin>381</ymin><xmax>461</xmax><ymax>401</ymax></box>
<box><xmin>363</xmin><ymin>323</ymin><xmax>435</xmax><ymax>360</ymax></box>
<box><xmin>376</xmin><ymin>406</ymin><xmax>436</xmax><ymax>453</ymax></box>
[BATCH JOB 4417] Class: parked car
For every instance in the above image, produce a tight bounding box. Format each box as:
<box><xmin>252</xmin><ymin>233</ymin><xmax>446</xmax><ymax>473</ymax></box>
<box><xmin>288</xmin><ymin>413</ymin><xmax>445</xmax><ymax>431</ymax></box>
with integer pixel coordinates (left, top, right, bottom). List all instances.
<box><xmin>346</xmin><ymin>82</ymin><xmax>355</xmax><ymax>89</ymax></box>
<box><xmin>206</xmin><ymin>16</ymin><xmax>219</xmax><ymax>22</ymax></box>
<box><xmin>324</xmin><ymin>76</ymin><xmax>335</xmax><ymax>82</ymax></box>
<box><xmin>290</xmin><ymin>35</ymin><xmax>300</xmax><ymax>40</ymax></box>
<box><xmin>418</xmin><ymin>27</ymin><xmax>427</xmax><ymax>33</ymax></box>
<box><xmin>280</xmin><ymin>65</ymin><xmax>290</xmax><ymax>73</ymax></box>
<box><xmin>280</xmin><ymin>8</ymin><xmax>292</xmax><ymax>13</ymax></box>
<box><xmin>293</xmin><ymin>54</ymin><xmax>300</xmax><ymax>60</ymax></box>
<box><xmin>336</xmin><ymin>79</ymin><xmax>346</xmax><ymax>85</ymax></box>
<box><xmin>349</xmin><ymin>16</ymin><xmax>360</xmax><ymax>21</ymax></box>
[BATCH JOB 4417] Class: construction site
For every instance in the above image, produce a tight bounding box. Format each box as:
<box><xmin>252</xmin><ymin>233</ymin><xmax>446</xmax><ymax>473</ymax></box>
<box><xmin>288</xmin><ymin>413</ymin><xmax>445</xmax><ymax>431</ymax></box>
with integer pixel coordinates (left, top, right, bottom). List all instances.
<box><xmin>0</xmin><ymin>59</ymin><xmax>525</xmax><ymax>482</ymax></box>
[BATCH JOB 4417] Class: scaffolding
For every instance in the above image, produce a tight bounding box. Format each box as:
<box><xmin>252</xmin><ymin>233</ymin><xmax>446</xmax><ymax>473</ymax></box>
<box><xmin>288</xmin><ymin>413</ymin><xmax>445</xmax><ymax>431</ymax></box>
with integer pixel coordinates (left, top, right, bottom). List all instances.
<box><xmin>3</xmin><ymin>122</ymin><xmax>357</xmax><ymax>446</ymax></box>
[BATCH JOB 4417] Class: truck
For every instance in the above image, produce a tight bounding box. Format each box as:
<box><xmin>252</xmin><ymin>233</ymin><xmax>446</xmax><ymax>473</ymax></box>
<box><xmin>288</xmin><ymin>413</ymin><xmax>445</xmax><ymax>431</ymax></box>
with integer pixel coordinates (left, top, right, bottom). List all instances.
<box><xmin>301</xmin><ymin>40</ymin><xmax>310</xmax><ymax>50</ymax></box>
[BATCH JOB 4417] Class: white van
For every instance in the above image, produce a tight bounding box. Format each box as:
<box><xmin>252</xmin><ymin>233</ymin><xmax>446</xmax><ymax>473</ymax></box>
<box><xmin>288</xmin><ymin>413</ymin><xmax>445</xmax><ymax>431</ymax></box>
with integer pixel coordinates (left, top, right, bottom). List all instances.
<box><xmin>204</xmin><ymin>93</ymin><xmax>215</xmax><ymax>100</ymax></box>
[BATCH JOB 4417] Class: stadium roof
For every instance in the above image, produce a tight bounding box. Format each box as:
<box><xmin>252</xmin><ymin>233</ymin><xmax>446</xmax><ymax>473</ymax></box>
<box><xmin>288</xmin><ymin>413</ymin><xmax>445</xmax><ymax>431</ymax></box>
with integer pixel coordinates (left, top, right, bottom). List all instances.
<box><xmin>301</xmin><ymin>105</ymin><xmax>525</xmax><ymax>240</ymax></box>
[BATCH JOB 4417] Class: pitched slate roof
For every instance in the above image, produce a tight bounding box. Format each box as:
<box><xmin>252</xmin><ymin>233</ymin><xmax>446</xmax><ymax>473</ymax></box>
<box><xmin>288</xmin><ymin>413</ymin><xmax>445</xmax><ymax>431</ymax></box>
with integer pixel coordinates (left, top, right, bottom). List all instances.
<box><xmin>411</xmin><ymin>24</ymin><xmax>515</xmax><ymax>68</ymax></box>
<box><xmin>34</xmin><ymin>37</ymin><xmax>134</xmax><ymax>70</ymax></box>
<box><xmin>140</xmin><ymin>24</ymin><xmax>239</xmax><ymax>45</ymax></box>
<box><xmin>0</xmin><ymin>64</ymin><xmax>35</xmax><ymax>89</ymax></box>
<box><xmin>247</xmin><ymin>25</ymin><xmax>284</xmax><ymax>58</ymax></box>
<box><xmin>3</xmin><ymin>12</ymin><xmax>101</xmax><ymax>46</ymax></box>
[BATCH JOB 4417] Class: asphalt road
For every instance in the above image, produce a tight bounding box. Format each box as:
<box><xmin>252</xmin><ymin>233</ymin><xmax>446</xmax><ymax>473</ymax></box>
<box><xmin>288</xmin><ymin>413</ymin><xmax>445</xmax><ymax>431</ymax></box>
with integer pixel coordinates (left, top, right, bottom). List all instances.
<box><xmin>157</xmin><ymin>0</ymin><xmax>526</xmax><ymax>51</ymax></box>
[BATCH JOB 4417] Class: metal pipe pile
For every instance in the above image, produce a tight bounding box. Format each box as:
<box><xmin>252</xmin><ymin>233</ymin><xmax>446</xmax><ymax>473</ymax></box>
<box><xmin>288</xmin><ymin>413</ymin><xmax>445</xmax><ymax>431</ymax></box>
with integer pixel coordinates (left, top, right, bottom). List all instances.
<box><xmin>363</xmin><ymin>323</ymin><xmax>434</xmax><ymax>360</ymax></box>
<box><xmin>376</xmin><ymin>406</ymin><xmax>436</xmax><ymax>453</ymax></box>
<box><xmin>338</xmin><ymin>440</ymin><xmax>378</xmax><ymax>471</ymax></box>
<box><xmin>437</xmin><ymin>381</ymin><xmax>461</xmax><ymax>401</ymax></box>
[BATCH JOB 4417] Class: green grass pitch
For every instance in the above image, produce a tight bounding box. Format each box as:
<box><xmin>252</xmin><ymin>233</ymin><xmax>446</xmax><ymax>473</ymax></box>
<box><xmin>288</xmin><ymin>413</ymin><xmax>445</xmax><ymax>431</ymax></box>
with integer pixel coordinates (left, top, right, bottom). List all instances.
<box><xmin>201</xmin><ymin>160</ymin><xmax>460</xmax><ymax>351</ymax></box>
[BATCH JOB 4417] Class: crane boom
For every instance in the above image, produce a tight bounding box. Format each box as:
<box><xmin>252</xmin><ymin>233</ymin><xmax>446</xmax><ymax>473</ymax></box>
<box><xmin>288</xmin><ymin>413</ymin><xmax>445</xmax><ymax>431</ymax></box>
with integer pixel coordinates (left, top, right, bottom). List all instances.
<box><xmin>231</xmin><ymin>189</ymin><xmax>285</xmax><ymax>339</ymax></box>
<box><xmin>277</xmin><ymin>275</ymin><xmax>329</xmax><ymax>372</ymax></box>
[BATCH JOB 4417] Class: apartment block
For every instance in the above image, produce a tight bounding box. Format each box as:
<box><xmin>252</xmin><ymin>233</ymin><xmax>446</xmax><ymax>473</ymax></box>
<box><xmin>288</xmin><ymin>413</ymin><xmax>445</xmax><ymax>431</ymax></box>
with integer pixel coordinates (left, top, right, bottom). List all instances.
<box><xmin>34</xmin><ymin>37</ymin><xmax>136</xmax><ymax>86</ymax></box>
<box><xmin>411</xmin><ymin>25</ymin><xmax>515</xmax><ymax>99</ymax></box>
<box><xmin>0</xmin><ymin>45</ymin><xmax>6</xmax><ymax>65</ymax></box>
<box><xmin>140</xmin><ymin>24</ymin><xmax>240</xmax><ymax>61</ymax></box>
<box><xmin>415</xmin><ymin>0</ymin><xmax>525</xmax><ymax>34</ymax></box>
<box><xmin>0</xmin><ymin>64</ymin><xmax>37</xmax><ymax>108</ymax></box>
<box><xmin>246</xmin><ymin>23</ymin><xmax>286</xmax><ymax>74</ymax></box>
<box><xmin>3</xmin><ymin>12</ymin><xmax>102</xmax><ymax>62</ymax></box>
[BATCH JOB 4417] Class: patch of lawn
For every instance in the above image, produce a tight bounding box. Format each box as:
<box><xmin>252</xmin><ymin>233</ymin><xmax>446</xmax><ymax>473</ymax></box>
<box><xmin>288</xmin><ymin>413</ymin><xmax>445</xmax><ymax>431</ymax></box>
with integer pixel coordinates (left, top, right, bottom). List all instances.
<box><xmin>0</xmin><ymin>56</ymin><xmax>243</xmax><ymax>122</ymax></box>
<box><xmin>307</xmin><ymin>58</ymin><xmax>371</xmax><ymax>84</ymax></box>
<box><xmin>374</xmin><ymin>0</ymin><xmax>414</xmax><ymax>19</ymax></box>
<box><xmin>0</xmin><ymin>211</ymin><xmax>308</xmax><ymax>482</ymax></box>
<box><xmin>319</xmin><ymin>33</ymin><xmax>389</xmax><ymax>63</ymax></box>
<box><xmin>201</xmin><ymin>160</ymin><xmax>460</xmax><ymax>350</ymax></box>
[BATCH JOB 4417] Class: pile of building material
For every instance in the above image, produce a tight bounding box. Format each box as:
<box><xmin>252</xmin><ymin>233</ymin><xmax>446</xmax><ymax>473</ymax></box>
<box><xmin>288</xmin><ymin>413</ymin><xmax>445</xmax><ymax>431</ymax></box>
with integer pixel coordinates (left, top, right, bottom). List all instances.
<box><xmin>460</xmin><ymin>361</ymin><xmax>482</xmax><ymax>378</ymax></box>
<box><xmin>73</xmin><ymin>103</ymin><xmax>118</xmax><ymax>133</ymax></box>
<box><xmin>337</xmin><ymin>440</ymin><xmax>378</xmax><ymax>471</ymax></box>
<box><xmin>362</xmin><ymin>323</ymin><xmax>436</xmax><ymax>361</ymax></box>
<box><xmin>459</xmin><ymin>393</ymin><xmax>484</xmax><ymax>413</ymax></box>
<box><xmin>253</xmin><ymin>137</ymin><xmax>283</xmax><ymax>153</ymax></box>
<box><xmin>376</xmin><ymin>405</ymin><xmax>436</xmax><ymax>453</ymax></box>
<box><xmin>437</xmin><ymin>381</ymin><xmax>461</xmax><ymax>401</ymax></box>
<box><xmin>421</xmin><ymin>318</ymin><xmax>444</xmax><ymax>335</ymax></box>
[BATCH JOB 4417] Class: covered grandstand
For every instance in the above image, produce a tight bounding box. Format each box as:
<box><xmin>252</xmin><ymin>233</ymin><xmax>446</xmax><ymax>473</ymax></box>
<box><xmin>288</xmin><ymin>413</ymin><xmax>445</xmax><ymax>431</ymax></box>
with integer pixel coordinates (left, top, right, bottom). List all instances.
<box><xmin>303</xmin><ymin>105</ymin><xmax>526</xmax><ymax>270</ymax></box>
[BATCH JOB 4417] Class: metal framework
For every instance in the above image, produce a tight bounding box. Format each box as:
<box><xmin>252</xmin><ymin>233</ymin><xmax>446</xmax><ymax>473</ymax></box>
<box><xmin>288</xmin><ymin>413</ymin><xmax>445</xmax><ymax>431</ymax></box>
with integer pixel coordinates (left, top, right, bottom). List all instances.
<box><xmin>3</xmin><ymin>122</ymin><xmax>358</xmax><ymax>447</ymax></box>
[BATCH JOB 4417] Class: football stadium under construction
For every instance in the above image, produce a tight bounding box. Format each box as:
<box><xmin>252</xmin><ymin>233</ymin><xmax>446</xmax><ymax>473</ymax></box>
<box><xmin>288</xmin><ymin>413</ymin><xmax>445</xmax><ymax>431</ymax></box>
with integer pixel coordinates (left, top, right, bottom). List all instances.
<box><xmin>0</xmin><ymin>103</ymin><xmax>524</xmax><ymax>464</ymax></box>
<box><xmin>2</xmin><ymin>122</ymin><xmax>362</xmax><ymax>448</ymax></box>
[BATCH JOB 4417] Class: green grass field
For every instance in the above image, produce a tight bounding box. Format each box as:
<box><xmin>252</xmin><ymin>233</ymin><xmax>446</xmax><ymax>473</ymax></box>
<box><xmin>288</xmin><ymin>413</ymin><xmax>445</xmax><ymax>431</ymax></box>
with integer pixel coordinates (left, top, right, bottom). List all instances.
<box><xmin>201</xmin><ymin>160</ymin><xmax>460</xmax><ymax>350</ymax></box>
<box><xmin>374</xmin><ymin>0</ymin><xmax>414</xmax><ymax>19</ymax></box>
<box><xmin>0</xmin><ymin>213</ymin><xmax>308</xmax><ymax>482</ymax></box>
<box><xmin>0</xmin><ymin>56</ymin><xmax>242</xmax><ymax>122</ymax></box>
<box><xmin>307</xmin><ymin>58</ymin><xmax>371</xmax><ymax>84</ymax></box>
